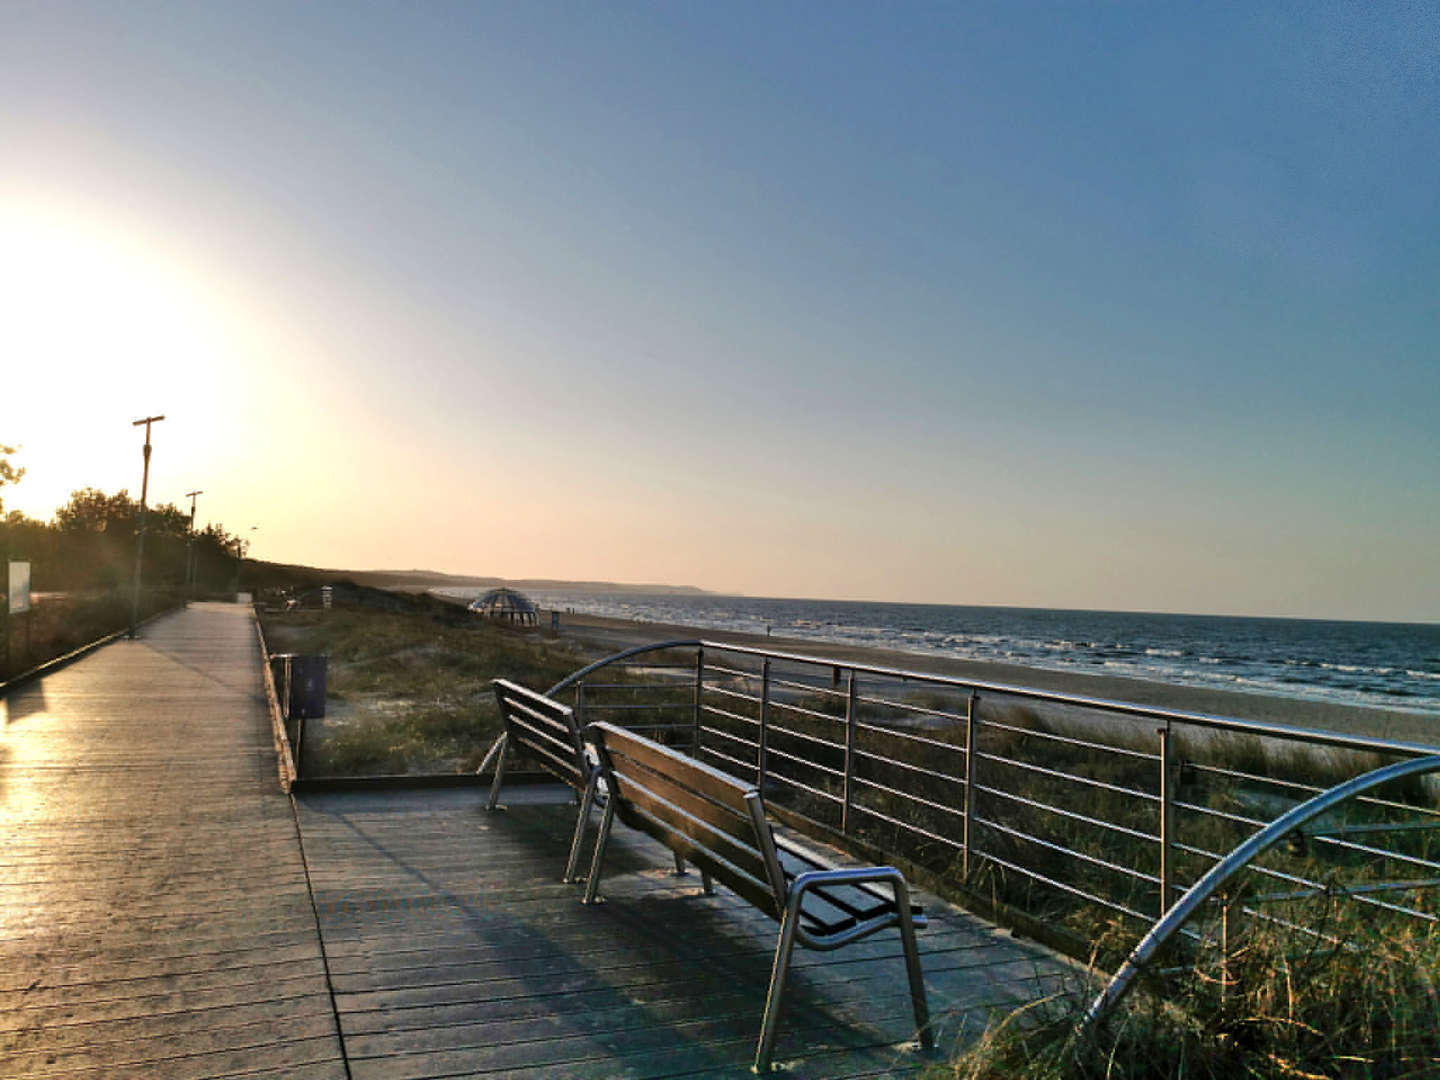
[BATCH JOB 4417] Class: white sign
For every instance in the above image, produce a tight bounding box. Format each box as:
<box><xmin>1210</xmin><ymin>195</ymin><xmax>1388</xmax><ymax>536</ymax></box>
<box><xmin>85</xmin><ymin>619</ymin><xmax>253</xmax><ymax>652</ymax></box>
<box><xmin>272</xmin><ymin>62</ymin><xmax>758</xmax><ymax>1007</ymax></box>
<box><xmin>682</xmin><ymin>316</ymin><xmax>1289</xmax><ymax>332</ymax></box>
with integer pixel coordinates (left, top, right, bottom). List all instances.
<box><xmin>8</xmin><ymin>561</ymin><xmax>30</xmax><ymax>614</ymax></box>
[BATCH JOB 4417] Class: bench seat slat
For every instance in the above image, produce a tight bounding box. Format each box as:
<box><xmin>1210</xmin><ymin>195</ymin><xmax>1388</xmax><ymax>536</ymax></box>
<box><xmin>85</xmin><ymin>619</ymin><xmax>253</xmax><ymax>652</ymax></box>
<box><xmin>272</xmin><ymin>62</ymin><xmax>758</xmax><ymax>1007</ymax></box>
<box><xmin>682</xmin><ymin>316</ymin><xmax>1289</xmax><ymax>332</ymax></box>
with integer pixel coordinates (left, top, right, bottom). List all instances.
<box><xmin>513</xmin><ymin>731</ymin><xmax>588</xmax><ymax>787</ymax></box>
<box><xmin>609</xmin><ymin>767</ymin><xmax>775</xmax><ymax>895</ymax></box>
<box><xmin>620</xmin><ymin>802</ymin><xmax>783</xmax><ymax>920</ymax></box>
<box><xmin>606</xmin><ymin>749</ymin><xmax>765</xmax><ymax>855</ymax></box>
<box><xmin>496</xmin><ymin>695</ymin><xmax>578</xmax><ymax>744</ymax></box>
<box><xmin>599</xmin><ymin>726</ymin><xmax>756</xmax><ymax>810</ymax></box>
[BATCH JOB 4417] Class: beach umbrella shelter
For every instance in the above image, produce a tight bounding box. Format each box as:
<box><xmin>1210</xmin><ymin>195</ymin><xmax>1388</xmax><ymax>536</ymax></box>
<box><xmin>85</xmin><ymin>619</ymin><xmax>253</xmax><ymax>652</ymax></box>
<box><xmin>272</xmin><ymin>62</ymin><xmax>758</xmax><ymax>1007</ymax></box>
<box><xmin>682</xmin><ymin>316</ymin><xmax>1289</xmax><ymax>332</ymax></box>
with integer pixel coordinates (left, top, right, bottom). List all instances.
<box><xmin>468</xmin><ymin>587</ymin><xmax>539</xmax><ymax>626</ymax></box>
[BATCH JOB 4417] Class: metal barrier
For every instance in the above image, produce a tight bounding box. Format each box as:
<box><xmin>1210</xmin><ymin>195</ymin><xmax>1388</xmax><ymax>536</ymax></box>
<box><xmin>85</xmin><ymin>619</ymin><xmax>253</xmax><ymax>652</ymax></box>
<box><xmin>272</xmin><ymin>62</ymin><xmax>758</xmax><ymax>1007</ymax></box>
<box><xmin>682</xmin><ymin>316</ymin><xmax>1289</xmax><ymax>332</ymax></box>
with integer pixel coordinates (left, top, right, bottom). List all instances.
<box><xmin>545</xmin><ymin>639</ymin><xmax>1440</xmax><ymax>964</ymax></box>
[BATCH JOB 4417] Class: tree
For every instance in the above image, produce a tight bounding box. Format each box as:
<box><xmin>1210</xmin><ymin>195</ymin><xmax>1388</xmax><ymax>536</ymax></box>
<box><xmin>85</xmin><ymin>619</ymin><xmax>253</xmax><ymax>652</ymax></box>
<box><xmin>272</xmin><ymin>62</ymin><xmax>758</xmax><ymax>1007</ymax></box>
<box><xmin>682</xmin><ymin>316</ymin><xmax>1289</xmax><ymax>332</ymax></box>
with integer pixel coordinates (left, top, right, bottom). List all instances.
<box><xmin>0</xmin><ymin>443</ymin><xmax>22</xmax><ymax>514</ymax></box>
<box><xmin>55</xmin><ymin>488</ymin><xmax>137</xmax><ymax>533</ymax></box>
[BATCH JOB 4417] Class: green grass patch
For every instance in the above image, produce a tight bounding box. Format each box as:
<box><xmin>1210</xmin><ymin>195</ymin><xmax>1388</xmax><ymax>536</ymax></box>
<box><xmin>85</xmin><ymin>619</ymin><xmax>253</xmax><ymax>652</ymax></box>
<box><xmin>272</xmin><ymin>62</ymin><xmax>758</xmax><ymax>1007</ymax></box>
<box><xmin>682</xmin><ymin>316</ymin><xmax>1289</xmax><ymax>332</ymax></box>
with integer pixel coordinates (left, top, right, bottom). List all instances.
<box><xmin>260</xmin><ymin>602</ymin><xmax>597</xmax><ymax>776</ymax></box>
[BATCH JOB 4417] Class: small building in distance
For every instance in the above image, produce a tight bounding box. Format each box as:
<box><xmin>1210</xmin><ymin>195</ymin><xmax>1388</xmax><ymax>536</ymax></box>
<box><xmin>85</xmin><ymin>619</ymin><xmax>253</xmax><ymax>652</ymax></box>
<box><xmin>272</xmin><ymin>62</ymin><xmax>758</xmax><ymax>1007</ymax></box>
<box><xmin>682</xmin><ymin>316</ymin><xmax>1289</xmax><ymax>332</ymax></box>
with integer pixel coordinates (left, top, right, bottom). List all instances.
<box><xmin>468</xmin><ymin>587</ymin><xmax>539</xmax><ymax>626</ymax></box>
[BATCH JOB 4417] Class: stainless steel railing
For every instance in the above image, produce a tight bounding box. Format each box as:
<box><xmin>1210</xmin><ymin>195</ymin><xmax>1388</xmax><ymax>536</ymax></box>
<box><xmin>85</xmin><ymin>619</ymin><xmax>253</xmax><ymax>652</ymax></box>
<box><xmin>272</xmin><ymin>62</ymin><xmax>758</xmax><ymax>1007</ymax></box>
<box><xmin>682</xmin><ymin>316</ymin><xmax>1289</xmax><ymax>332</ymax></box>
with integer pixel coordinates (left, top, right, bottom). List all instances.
<box><xmin>547</xmin><ymin>638</ymin><xmax>1440</xmax><ymax>963</ymax></box>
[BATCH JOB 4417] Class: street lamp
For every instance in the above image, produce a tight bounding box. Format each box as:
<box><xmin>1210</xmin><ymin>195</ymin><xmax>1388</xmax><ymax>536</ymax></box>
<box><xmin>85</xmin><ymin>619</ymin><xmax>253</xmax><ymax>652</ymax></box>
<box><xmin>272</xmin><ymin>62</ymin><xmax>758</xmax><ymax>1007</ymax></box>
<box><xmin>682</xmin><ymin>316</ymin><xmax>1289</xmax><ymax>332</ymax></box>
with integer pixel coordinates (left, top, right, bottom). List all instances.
<box><xmin>129</xmin><ymin>414</ymin><xmax>164</xmax><ymax>638</ymax></box>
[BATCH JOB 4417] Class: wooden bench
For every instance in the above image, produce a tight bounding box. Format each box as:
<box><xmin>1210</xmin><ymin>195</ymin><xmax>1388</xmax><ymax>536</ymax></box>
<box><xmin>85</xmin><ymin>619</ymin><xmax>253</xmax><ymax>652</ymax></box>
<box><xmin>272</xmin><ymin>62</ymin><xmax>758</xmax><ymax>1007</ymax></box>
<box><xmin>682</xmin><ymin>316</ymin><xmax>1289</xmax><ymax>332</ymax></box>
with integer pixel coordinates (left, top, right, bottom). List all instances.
<box><xmin>581</xmin><ymin>719</ymin><xmax>933</xmax><ymax>1073</ymax></box>
<box><xmin>487</xmin><ymin>680</ymin><xmax>687</xmax><ymax>884</ymax></box>
<box><xmin>486</xmin><ymin>679</ymin><xmax>598</xmax><ymax>883</ymax></box>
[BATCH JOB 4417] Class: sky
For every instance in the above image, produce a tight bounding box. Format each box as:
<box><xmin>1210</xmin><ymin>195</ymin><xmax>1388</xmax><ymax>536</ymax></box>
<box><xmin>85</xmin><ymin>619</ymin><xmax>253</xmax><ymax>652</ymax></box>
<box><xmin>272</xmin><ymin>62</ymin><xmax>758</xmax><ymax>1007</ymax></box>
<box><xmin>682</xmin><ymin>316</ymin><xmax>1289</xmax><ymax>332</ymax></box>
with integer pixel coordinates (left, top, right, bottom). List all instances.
<box><xmin>1</xmin><ymin>2</ymin><xmax>1437</xmax><ymax>622</ymax></box>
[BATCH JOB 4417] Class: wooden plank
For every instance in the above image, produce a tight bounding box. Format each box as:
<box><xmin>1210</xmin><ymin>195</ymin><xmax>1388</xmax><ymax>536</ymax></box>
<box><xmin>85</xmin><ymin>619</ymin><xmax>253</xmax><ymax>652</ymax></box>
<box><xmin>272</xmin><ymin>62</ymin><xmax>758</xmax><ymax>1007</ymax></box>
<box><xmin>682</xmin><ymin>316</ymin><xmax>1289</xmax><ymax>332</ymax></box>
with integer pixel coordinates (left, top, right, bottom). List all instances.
<box><xmin>0</xmin><ymin>603</ymin><xmax>345</xmax><ymax>1080</ymax></box>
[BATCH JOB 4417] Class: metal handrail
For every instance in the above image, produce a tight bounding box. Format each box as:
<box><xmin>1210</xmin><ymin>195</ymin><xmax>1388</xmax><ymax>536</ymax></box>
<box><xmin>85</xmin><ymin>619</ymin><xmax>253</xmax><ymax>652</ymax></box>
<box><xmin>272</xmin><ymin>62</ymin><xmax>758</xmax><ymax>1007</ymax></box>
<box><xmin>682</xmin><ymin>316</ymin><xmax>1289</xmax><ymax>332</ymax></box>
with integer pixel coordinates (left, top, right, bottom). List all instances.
<box><xmin>1083</xmin><ymin>753</ymin><xmax>1440</xmax><ymax>1027</ymax></box>
<box><xmin>545</xmin><ymin>636</ymin><xmax>1440</xmax><ymax>969</ymax></box>
<box><xmin>546</xmin><ymin>638</ymin><xmax>701</xmax><ymax>697</ymax></box>
<box><xmin>559</xmin><ymin>637</ymin><xmax>1440</xmax><ymax>760</ymax></box>
<box><xmin>698</xmin><ymin>641</ymin><xmax>1440</xmax><ymax>760</ymax></box>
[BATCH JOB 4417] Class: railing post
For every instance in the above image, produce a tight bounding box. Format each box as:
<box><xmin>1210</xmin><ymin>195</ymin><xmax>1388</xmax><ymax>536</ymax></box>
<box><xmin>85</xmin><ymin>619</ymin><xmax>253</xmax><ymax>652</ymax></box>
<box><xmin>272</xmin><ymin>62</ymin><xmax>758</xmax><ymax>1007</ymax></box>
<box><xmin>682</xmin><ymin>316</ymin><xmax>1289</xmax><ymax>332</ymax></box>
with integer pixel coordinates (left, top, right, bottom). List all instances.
<box><xmin>691</xmin><ymin>645</ymin><xmax>704</xmax><ymax>757</ymax></box>
<box><xmin>758</xmin><ymin>658</ymin><xmax>771</xmax><ymax>788</ymax></box>
<box><xmin>1219</xmin><ymin>888</ymin><xmax>1231</xmax><ymax>1016</ymax></box>
<box><xmin>842</xmin><ymin>670</ymin><xmax>858</xmax><ymax>835</ymax></box>
<box><xmin>575</xmin><ymin>681</ymin><xmax>587</xmax><ymax>730</ymax></box>
<box><xmin>963</xmin><ymin>691</ymin><xmax>978</xmax><ymax>880</ymax></box>
<box><xmin>1158</xmin><ymin>724</ymin><xmax>1172</xmax><ymax>916</ymax></box>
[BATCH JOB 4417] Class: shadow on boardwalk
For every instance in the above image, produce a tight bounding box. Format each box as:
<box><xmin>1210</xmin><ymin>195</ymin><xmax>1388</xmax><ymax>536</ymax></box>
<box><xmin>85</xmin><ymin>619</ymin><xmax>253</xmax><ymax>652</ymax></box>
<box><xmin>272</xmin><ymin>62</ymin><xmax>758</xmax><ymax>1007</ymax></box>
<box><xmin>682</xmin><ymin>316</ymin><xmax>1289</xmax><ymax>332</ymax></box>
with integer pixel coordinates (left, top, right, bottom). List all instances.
<box><xmin>298</xmin><ymin>786</ymin><xmax>1073</xmax><ymax>1078</ymax></box>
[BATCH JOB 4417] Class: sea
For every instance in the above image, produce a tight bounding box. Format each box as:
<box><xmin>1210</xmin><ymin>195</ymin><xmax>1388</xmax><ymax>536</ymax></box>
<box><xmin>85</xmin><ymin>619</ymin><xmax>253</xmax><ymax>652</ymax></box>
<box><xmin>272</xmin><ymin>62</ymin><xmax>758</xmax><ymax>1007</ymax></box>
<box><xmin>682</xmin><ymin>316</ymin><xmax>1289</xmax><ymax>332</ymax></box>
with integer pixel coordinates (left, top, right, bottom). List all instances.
<box><xmin>495</xmin><ymin>591</ymin><xmax>1440</xmax><ymax>719</ymax></box>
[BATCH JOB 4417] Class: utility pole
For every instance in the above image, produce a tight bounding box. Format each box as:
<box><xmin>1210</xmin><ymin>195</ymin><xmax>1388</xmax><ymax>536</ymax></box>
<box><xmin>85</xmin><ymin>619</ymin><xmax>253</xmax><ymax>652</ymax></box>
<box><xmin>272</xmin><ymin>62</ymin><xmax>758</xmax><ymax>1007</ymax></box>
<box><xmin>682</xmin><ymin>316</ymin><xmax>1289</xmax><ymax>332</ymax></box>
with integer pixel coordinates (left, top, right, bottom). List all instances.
<box><xmin>184</xmin><ymin>489</ymin><xmax>203</xmax><ymax>597</ymax></box>
<box><xmin>129</xmin><ymin>414</ymin><xmax>165</xmax><ymax>638</ymax></box>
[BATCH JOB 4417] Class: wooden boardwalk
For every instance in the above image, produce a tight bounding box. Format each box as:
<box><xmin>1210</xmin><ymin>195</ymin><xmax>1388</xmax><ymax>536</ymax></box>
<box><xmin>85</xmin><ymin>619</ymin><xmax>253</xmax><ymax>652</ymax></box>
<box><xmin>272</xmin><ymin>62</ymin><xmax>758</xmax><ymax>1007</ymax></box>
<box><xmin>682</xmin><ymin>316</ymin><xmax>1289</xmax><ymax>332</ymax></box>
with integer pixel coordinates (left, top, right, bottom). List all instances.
<box><xmin>297</xmin><ymin>786</ymin><xmax>1072</xmax><ymax>1078</ymax></box>
<box><xmin>0</xmin><ymin>603</ymin><xmax>346</xmax><ymax>1079</ymax></box>
<box><xmin>0</xmin><ymin>603</ymin><xmax>1074</xmax><ymax>1079</ymax></box>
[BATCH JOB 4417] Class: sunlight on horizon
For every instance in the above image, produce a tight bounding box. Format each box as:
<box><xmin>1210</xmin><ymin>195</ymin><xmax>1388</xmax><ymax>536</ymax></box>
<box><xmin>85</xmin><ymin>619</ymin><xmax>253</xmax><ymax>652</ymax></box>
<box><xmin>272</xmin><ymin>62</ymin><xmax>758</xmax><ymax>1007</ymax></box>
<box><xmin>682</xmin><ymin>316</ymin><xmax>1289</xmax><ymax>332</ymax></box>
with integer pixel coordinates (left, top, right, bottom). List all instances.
<box><xmin>0</xmin><ymin>197</ymin><xmax>290</xmax><ymax>528</ymax></box>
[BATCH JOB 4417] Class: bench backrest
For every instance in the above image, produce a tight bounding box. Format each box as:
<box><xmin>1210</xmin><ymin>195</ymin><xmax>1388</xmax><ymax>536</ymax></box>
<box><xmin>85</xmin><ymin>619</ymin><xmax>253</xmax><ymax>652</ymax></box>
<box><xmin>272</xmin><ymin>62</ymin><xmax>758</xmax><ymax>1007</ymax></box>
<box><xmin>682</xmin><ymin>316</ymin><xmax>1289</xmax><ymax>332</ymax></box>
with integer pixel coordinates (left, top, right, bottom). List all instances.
<box><xmin>493</xmin><ymin>679</ymin><xmax>587</xmax><ymax>790</ymax></box>
<box><xmin>585</xmin><ymin>720</ymin><xmax>786</xmax><ymax>920</ymax></box>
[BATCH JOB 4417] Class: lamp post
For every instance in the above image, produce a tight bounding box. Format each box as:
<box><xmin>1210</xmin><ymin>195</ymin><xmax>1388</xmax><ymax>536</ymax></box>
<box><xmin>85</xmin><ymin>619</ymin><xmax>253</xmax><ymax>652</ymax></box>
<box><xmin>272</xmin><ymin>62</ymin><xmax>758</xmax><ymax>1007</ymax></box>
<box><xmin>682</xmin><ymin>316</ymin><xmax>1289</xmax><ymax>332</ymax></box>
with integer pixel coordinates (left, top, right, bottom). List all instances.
<box><xmin>129</xmin><ymin>414</ymin><xmax>165</xmax><ymax>638</ymax></box>
<box><xmin>184</xmin><ymin>489</ymin><xmax>203</xmax><ymax>597</ymax></box>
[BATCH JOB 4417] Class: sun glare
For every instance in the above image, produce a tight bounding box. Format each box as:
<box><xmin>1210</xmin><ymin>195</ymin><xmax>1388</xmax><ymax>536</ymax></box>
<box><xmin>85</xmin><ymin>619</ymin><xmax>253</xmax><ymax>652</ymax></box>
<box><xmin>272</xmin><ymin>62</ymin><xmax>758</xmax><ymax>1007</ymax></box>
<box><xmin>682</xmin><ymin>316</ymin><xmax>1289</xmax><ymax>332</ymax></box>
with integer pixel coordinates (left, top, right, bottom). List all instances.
<box><xmin>0</xmin><ymin>201</ymin><xmax>246</xmax><ymax>518</ymax></box>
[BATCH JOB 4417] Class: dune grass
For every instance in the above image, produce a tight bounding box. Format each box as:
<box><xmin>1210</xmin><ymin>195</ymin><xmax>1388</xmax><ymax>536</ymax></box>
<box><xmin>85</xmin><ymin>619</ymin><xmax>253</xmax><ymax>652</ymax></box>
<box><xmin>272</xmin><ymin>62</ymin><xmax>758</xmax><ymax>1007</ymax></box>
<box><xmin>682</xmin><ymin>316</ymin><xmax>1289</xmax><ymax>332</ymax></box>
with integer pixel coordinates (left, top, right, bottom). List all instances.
<box><xmin>937</xmin><ymin>894</ymin><xmax>1440</xmax><ymax>1079</ymax></box>
<box><xmin>260</xmin><ymin>602</ymin><xmax>596</xmax><ymax>776</ymax></box>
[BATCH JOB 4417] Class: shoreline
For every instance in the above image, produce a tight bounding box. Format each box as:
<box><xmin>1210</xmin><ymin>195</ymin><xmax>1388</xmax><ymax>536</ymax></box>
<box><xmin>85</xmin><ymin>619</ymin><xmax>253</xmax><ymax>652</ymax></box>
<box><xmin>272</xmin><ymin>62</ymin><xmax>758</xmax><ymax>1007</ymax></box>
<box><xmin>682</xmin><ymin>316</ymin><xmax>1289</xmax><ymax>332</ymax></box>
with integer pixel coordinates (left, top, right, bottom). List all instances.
<box><xmin>548</xmin><ymin>609</ymin><xmax>1440</xmax><ymax>749</ymax></box>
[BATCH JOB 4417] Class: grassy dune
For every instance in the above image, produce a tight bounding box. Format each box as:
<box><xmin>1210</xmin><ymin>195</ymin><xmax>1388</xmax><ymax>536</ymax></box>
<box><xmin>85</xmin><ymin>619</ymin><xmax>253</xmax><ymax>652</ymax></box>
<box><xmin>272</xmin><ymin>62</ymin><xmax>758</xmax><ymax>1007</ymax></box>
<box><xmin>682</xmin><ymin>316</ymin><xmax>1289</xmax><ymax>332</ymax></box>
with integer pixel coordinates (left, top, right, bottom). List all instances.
<box><xmin>260</xmin><ymin>601</ymin><xmax>596</xmax><ymax>776</ymax></box>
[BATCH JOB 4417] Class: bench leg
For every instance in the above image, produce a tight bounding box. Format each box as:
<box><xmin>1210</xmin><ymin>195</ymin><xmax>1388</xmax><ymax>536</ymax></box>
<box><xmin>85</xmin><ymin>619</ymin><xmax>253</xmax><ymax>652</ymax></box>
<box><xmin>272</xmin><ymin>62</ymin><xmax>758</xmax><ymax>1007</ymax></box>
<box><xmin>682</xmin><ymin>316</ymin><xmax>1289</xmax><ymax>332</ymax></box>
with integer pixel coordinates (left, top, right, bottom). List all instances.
<box><xmin>564</xmin><ymin>775</ymin><xmax>599</xmax><ymax>884</ymax></box>
<box><xmin>672</xmin><ymin>851</ymin><xmax>687</xmax><ymax>876</ymax></box>
<box><xmin>894</xmin><ymin>878</ymin><xmax>933</xmax><ymax>1050</ymax></box>
<box><xmin>754</xmin><ymin>906</ymin><xmax>801</xmax><ymax>1073</ymax></box>
<box><xmin>582</xmin><ymin>795</ymin><xmax>618</xmax><ymax>905</ymax></box>
<box><xmin>484</xmin><ymin>734</ymin><xmax>509</xmax><ymax>812</ymax></box>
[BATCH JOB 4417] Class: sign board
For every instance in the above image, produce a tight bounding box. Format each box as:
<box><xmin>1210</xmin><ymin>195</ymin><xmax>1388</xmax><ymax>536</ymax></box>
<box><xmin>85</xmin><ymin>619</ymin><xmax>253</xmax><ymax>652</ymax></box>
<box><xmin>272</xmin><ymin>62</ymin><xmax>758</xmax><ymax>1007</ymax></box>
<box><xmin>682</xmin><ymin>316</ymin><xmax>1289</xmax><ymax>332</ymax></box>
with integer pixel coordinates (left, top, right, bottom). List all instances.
<box><xmin>8</xmin><ymin>561</ymin><xmax>30</xmax><ymax>614</ymax></box>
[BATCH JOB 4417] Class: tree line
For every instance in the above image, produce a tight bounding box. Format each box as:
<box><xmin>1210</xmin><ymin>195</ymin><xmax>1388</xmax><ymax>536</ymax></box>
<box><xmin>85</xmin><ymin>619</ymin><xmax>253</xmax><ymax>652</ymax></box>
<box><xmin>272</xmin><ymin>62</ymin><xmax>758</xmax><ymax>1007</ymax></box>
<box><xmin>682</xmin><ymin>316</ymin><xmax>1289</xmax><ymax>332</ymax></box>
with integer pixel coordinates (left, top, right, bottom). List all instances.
<box><xmin>3</xmin><ymin>451</ymin><xmax>251</xmax><ymax>594</ymax></box>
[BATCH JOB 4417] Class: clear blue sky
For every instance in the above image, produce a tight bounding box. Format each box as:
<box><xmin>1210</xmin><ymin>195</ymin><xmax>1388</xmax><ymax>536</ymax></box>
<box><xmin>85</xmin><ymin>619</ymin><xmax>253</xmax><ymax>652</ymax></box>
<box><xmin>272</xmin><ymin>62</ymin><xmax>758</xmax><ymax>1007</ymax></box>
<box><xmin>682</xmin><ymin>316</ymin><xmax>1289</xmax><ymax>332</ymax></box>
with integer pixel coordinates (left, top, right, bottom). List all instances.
<box><xmin>2</xmin><ymin>2</ymin><xmax>1437</xmax><ymax>620</ymax></box>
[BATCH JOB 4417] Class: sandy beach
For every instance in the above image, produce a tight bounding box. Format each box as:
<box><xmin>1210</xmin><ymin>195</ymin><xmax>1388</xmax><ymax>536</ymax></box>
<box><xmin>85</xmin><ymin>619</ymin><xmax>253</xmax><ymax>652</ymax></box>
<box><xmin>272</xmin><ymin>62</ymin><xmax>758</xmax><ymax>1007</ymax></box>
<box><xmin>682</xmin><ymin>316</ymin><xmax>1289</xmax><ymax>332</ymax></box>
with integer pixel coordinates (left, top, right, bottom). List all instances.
<box><xmin>549</xmin><ymin>609</ymin><xmax>1440</xmax><ymax>749</ymax></box>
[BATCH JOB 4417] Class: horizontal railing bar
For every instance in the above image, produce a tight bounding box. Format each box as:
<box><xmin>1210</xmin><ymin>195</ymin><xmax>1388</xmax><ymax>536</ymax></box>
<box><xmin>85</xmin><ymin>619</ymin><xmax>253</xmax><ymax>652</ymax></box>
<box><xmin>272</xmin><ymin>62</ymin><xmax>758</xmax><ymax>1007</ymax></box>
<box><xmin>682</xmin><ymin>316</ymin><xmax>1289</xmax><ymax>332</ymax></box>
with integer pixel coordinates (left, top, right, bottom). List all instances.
<box><xmin>698</xmin><ymin>744</ymin><xmax>760</xmax><ymax>777</ymax></box>
<box><xmin>974</xmin><ymin>852</ymin><xmax>1155</xmax><ymax>925</ymax></box>
<box><xmin>698</xmin><ymin>723</ymin><xmax>759</xmax><ymax>751</ymax></box>
<box><xmin>1185</xmin><ymin>759</ymin><xmax>1440</xmax><ymax>820</ymax></box>
<box><xmin>764</xmin><ymin>742</ymin><xmax>844</xmax><ymax>779</ymax></box>
<box><xmin>580</xmin><ymin>702</ymin><xmax>692</xmax><ymax>713</ymax></box>
<box><xmin>848</xmin><ymin>800</ymin><xmax>964</xmax><ymax>850</ymax></box>
<box><xmin>850</xmin><ymin>772</ymin><xmax>966</xmax><ymax>820</ymax></box>
<box><xmin>702</xmin><ymin>684</ymin><xmax>763</xmax><ymax>707</ymax></box>
<box><xmin>695</xmin><ymin>641</ymin><xmax>1440</xmax><ymax>759</ymax></box>
<box><xmin>1169</xmin><ymin>839</ymin><xmax>1437</xmax><ymax>923</ymax></box>
<box><xmin>768</xmin><ymin>698</ymin><xmax>847</xmax><ymax>727</ymax></box>
<box><xmin>1175</xmin><ymin>799</ymin><xmax>1440</xmax><ymax>876</ymax></box>
<box><xmin>853</xmin><ymin>719</ymin><xmax>968</xmax><ymax>756</ymax></box>
<box><xmin>769</xmin><ymin>673</ymin><xmax>844</xmax><ymax>698</ymax></box>
<box><xmin>699</xmin><ymin>702</ymin><xmax>760</xmax><ymax>728</ymax></box>
<box><xmin>1251</xmin><ymin>879</ymin><xmax>1440</xmax><ymax>903</ymax></box>
<box><xmin>1308</xmin><ymin>832</ymin><xmax>1440</xmax><ymax>875</ymax></box>
<box><xmin>975</xmin><ymin>816</ymin><xmax>1162</xmax><ymax>887</ymax></box>
<box><xmin>547</xmin><ymin>639</ymin><xmax>702</xmax><ymax>696</ymax></box>
<box><xmin>762</xmin><ymin>769</ymin><xmax>844</xmax><ymax>806</ymax></box>
<box><xmin>978</xmin><ymin>715</ymin><xmax>1159</xmax><ymax>762</ymax></box>
<box><xmin>976</xmin><ymin>784</ymin><xmax>1162</xmax><ymax>845</ymax></box>
<box><xmin>764</xmin><ymin>720</ymin><xmax>846</xmax><ymax>755</ymax></box>
<box><xmin>855</xmin><ymin>691</ymin><xmax>968</xmax><ymax>724</ymax></box>
<box><xmin>975</xmin><ymin>751</ymin><xmax>1161</xmax><ymax>804</ymax></box>
<box><xmin>704</xmin><ymin>659</ymin><xmax>763</xmax><ymax>678</ymax></box>
<box><xmin>1312</xmin><ymin>821</ymin><xmax>1440</xmax><ymax>837</ymax></box>
<box><xmin>850</xmin><ymin>746</ymin><xmax>966</xmax><ymax>788</ymax></box>
<box><xmin>580</xmin><ymin>677</ymin><xmax>693</xmax><ymax>691</ymax></box>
